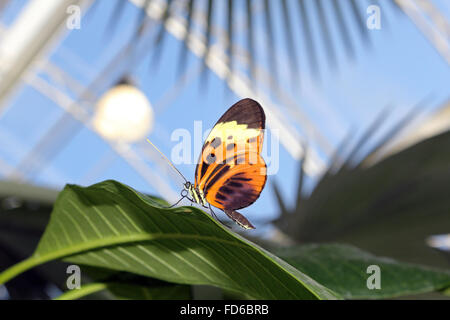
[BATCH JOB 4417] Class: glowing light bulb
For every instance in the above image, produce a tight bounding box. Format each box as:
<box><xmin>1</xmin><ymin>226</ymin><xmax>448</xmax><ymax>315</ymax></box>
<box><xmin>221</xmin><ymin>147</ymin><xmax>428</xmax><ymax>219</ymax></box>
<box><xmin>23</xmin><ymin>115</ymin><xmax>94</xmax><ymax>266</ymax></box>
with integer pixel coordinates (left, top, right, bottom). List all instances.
<box><xmin>93</xmin><ymin>84</ymin><xmax>154</xmax><ymax>143</ymax></box>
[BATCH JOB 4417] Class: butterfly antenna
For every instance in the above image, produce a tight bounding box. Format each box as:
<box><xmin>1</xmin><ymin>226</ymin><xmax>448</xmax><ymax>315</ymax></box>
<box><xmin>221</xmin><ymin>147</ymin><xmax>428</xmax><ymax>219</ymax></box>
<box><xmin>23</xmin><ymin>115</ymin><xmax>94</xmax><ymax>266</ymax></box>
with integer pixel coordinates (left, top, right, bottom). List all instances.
<box><xmin>146</xmin><ymin>138</ymin><xmax>188</xmax><ymax>183</ymax></box>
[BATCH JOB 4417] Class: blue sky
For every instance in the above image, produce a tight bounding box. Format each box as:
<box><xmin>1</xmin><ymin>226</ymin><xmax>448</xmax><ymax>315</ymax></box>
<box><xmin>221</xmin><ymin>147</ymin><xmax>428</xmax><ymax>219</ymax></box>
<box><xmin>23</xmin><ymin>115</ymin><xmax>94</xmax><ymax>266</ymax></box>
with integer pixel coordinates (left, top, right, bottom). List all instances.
<box><xmin>0</xmin><ymin>0</ymin><xmax>449</xmax><ymax>235</ymax></box>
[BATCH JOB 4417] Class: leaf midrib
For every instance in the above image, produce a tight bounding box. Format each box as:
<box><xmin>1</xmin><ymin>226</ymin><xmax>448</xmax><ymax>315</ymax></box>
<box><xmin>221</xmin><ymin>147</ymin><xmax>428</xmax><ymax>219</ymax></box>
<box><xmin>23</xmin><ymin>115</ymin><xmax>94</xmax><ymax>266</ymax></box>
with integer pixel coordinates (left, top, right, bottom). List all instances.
<box><xmin>0</xmin><ymin>232</ymin><xmax>248</xmax><ymax>286</ymax></box>
<box><xmin>35</xmin><ymin>232</ymin><xmax>307</xmax><ymax>299</ymax></box>
<box><xmin>35</xmin><ymin>232</ymin><xmax>249</xmax><ymax>261</ymax></box>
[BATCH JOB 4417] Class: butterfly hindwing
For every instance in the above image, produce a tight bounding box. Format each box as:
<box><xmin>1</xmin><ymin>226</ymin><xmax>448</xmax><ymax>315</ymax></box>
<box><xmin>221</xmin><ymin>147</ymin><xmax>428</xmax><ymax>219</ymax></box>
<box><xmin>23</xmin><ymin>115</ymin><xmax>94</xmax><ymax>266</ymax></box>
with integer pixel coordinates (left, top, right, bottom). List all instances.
<box><xmin>203</xmin><ymin>152</ymin><xmax>267</xmax><ymax>211</ymax></box>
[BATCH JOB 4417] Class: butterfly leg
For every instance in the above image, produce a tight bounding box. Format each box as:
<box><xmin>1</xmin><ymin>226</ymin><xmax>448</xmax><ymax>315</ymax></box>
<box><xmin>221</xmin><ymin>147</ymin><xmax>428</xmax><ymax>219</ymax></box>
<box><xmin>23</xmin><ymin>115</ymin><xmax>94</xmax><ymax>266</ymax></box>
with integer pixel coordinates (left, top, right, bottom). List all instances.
<box><xmin>165</xmin><ymin>188</ymin><xmax>189</xmax><ymax>208</ymax></box>
<box><xmin>208</xmin><ymin>204</ymin><xmax>219</xmax><ymax>220</ymax></box>
<box><xmin>165</xmin><ymin>196</ymin><xmax>185</xmax><ymax>208</ymax></box>
<box><xmin>208</xmin><ymin>204</ymin><xmax>231</xmax><ymax>229</ymax></box>
<box><xmin>185</xmin><ymin>195</ymin><xmax>194</xmax><ymax>206</ymax></box>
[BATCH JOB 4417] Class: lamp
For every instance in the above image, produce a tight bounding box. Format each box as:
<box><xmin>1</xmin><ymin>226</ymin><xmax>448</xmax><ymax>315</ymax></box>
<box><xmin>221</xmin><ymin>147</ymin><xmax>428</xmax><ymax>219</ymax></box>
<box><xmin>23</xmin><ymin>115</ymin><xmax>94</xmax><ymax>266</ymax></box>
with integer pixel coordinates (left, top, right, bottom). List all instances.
<box><xmin>93</xmin><ymin>78</ymin><xmax>154</xmax><ymax>143</ymax></box>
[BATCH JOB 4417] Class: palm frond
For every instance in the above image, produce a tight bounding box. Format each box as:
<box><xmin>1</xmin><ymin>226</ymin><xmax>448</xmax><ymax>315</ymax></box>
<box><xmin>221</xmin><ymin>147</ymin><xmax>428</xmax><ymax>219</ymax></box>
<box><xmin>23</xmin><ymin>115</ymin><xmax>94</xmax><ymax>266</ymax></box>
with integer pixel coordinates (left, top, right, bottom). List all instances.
<box><xmin>226</xmin><ymin>0</ymin><xmax>234</xmax><ymax>80</ymax></box>
<box><xmin>297</xmin><ymin>0</ymin><xmax>319</xmax><ymax>78</ymax></box>
<box><xmin>132</xmin><ymin>0</ymin><xmax>153</xmax><ymax>39</ymax></box>
<box><xmin>330</xmin><ymin>0</ymin><xmax>355</xmax><ymax>60</ymax></box>
<box><xmin>263</xmin><ymin>0</ymin><xmax>278</xmax><ymax>88</ymax></box>
<box><xmin>245</xmin><ymin>0</ymin><xmax>256</xmax><ymax>85</ymax></box>
<box><xmin>312</xmin><ymin>0</ymin><xmax>337</xmax><ymax>70</ymax></box>
<box><xmin>281</xmin><ymin>0</ymin><xmax>300</xmax><ymax>84</ymax></box>
<box><xmin>99</xmin><ymin>0</ymin><xmax>404</xmax><ymax>88</ymax></box>
<box><xmin>272</xmin><ymin>99</ymin><xmax>450</xmax><ymax>269</ymax></box>
<box><xmin>200</xmin><ymin>0</ymin><xmax>214</xmax><ymax>86</ymax></box>
<box><xmin>104</xmin><ymin>0</ymin><xmax>128</xmax><ymax>40</ymax></box>
<box><xmin>177</xmin><ymin>0</ymin><xmax>196</xmax><ymax>77</ymax></box>
<box><xmin>151</xmin><ymin>0</ymin><xmax>175</xmax><ymax>68</ymax></box>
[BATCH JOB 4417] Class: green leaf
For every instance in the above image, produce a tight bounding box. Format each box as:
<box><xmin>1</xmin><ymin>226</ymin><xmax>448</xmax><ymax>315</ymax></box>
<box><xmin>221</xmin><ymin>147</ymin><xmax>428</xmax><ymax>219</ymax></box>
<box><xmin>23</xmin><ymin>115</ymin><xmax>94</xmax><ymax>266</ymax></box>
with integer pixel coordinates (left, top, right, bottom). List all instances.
<box><xmin>62</xmin><ymin>264</ymin><xmax>192</xmax><ymax>300</ymax></box>
<box><xmin>105</xmin><ymin>282</ymin><xmax>191</xmax><ymax>300</ymax></box>
<box><xmin>275</xmin><ymin>244</ymin><xmax>450</xmax><ymax>299</ymax></box>
<box><xmin>443</xmin><ymin>287</ymin><xmax>450</xmax><ymax>297</ymax></box>
<box><xmin>0</xmin><ymin>180</ymin><xmax>339</xmax><ymax>300</ymax></box>
<box><xmin>56</xmin><ymin>282</ymin><xmax>190</xmax><ymax>300</ymax></box>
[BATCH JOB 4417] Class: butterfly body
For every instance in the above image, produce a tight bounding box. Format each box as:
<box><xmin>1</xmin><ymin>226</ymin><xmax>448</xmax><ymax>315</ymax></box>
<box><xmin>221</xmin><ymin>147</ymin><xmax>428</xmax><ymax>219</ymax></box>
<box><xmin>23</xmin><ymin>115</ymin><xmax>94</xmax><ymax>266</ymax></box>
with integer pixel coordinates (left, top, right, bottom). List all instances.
<box><xmin>184</xmin><ymin>182</ymin><xmax>208</xmax><ymax>208</ymax></box>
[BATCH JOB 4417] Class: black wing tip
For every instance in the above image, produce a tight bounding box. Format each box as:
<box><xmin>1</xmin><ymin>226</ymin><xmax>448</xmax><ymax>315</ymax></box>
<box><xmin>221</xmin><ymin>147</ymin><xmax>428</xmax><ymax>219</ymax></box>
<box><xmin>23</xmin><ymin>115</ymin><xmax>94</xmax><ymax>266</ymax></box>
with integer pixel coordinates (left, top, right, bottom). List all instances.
<box><xmin>239</xmin><ymin>97</ymin><xmax>259</xmax><ymax>104</ymax></box>
<box><xmin>229</xmin><ymin>98</ymin><xmax>266</xmax><ymax>129</ymax></box>
<box><xmin>238</xmin><ymin>98</ymin><xmax>263</xmax><ymax>111</ymax></box>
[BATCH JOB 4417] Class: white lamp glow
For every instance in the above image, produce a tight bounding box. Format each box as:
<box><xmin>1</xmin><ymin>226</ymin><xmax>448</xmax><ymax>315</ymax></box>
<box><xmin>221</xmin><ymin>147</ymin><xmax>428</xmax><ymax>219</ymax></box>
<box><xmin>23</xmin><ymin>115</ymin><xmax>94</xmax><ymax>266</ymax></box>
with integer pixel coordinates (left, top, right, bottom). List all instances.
<box><xmin>93</xmin><ymin>83</ymin><xmax>154</xmax><ymax>143</ymax></box>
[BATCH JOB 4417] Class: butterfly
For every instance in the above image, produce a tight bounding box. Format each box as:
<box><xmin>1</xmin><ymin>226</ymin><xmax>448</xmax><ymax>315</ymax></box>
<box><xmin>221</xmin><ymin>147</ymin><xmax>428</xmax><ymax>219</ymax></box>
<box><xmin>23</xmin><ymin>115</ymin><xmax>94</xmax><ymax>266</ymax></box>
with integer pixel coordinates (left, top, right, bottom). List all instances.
<box><xmin>148</xmin><ymin>98</ymin><xmax>267</xmax><ymax>229</ymax></box>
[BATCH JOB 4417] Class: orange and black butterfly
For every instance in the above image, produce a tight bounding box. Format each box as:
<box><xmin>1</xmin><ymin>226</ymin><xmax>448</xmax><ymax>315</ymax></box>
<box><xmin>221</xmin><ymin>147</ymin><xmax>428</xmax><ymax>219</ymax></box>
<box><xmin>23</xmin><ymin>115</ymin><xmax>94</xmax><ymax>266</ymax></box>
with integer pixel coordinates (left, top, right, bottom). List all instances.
<box><xmin>148</xmin><ymin>98</ymin><xmax>267</xmax><ymax>229</ymax></box>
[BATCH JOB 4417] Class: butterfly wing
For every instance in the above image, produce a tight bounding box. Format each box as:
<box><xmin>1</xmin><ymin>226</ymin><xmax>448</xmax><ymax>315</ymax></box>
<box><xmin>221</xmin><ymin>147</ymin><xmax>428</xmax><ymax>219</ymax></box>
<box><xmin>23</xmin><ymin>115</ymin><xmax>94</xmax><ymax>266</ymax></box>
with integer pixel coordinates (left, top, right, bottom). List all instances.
<box><xmin>194</xmin><ymin>98</ymin><xmax>267</xmax><ymax>229</ymax></box>
<box><xmin>195</xmin><ymin>98</ymin><xmax>265</xmax><ymax>190</ymax></box>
